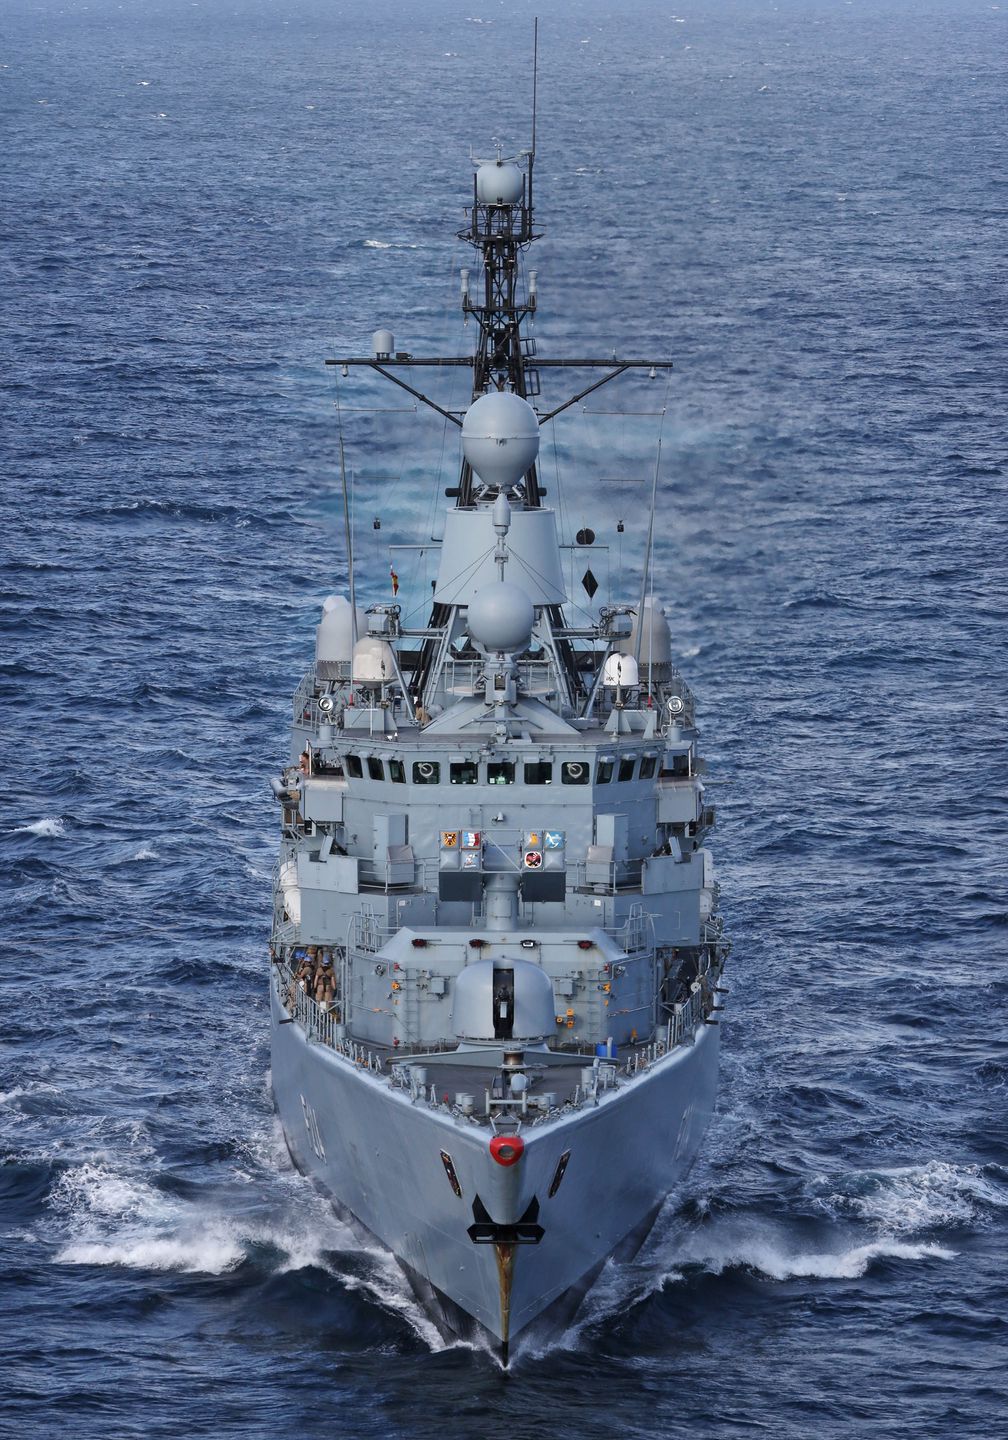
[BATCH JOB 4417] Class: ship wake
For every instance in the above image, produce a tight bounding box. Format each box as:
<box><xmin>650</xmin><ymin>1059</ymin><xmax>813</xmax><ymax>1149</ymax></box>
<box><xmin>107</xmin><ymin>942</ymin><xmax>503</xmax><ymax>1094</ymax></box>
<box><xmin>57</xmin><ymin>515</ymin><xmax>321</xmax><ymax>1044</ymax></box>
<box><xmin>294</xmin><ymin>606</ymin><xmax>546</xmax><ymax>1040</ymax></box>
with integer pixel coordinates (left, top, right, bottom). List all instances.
<box><xmin>45</xmin><ymin>1131</ymin><xmax>488</xmax><ymax>1357</ymax></box>
<box><xmin>516</xmin><ymin>1166</ymin><xmax>971</xmax><ymax>1364</ymax></box>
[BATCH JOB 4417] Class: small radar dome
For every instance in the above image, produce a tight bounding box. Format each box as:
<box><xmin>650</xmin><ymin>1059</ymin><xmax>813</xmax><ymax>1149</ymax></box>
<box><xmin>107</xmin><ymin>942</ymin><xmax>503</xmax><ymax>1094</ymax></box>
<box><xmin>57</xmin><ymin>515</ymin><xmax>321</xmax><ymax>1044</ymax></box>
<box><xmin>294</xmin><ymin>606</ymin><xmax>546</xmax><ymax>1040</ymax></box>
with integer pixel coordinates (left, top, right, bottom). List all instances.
<box><xmin>603</xmin><ymin>653</ymin><xmax>639</xmax><ymax>687</ymax></box>
<box><xmin>475</xmin><ymin>160</ymin><xmax>523</xmax><ymax>206</ymax></box>
<box><xmin>467</xmin><ymin>581</ymin><xmax>535</xmax><ymax>653</ymax></box>
<box><xmin>372</xmin><ymin>329</ymin><xmax>394</xmax><ymax>359</ymax></box>
<box><xmin>352</xmin><ymin>636</ymin><xmax>395</xmax><ymax>683</ymax></box>
<box><xmin>462</xmin><ymin>391</ymin><xmax>540</xmax><ymax>490</ymax></box>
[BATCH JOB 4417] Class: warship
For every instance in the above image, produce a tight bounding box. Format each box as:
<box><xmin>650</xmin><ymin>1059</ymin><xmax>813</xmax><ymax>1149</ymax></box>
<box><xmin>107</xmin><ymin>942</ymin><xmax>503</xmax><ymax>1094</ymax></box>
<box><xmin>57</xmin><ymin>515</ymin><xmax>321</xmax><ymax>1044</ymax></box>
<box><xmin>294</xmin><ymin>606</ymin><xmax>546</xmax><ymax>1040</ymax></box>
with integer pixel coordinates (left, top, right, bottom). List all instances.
<box><xmin>268</xmin><ymin>135</ymin><xmax>729</xmax><ymax>1362</ymax></box>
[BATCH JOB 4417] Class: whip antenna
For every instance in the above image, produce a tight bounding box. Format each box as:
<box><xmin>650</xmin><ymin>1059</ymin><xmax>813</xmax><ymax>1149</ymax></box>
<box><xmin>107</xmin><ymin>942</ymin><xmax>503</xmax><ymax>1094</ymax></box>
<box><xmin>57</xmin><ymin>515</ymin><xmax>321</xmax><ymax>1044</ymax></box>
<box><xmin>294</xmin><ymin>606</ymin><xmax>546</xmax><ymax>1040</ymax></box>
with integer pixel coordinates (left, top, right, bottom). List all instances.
<box><xmin>531</xmin><ymin>16</ymin><xmax>538</xmax><ymax>156</ymax></box>
<box><xmin>528</xmin><ymin>17</ymin><xmax>538</xmax><ymax>217</ymax></box>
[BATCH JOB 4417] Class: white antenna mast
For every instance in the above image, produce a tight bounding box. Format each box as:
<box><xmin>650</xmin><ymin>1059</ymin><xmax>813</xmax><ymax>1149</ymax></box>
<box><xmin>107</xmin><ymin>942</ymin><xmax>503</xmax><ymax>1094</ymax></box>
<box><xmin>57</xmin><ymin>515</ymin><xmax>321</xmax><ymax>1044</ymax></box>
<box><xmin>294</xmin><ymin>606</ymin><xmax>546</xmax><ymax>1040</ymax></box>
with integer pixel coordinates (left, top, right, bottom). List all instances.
<box><xmin>634</xmin><ymin>435</ymin><xmax>661</xmax><ymax>666</ymax></box>
<box><xmin>335</xmin><ymin>386</ymin><xmax>357</xmax><ymax>648</ymax></box>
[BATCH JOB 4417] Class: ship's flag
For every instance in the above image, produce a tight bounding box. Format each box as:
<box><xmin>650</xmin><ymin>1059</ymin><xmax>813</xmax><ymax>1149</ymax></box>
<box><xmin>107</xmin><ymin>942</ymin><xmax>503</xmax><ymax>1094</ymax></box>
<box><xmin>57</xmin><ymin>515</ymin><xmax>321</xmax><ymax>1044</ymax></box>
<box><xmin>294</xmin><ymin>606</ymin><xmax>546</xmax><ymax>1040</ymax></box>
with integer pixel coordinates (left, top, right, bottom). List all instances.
<box><xmin>390</xmin><ymin>565</ymin><xmax>399</xmax><ymax>596</ymax></box>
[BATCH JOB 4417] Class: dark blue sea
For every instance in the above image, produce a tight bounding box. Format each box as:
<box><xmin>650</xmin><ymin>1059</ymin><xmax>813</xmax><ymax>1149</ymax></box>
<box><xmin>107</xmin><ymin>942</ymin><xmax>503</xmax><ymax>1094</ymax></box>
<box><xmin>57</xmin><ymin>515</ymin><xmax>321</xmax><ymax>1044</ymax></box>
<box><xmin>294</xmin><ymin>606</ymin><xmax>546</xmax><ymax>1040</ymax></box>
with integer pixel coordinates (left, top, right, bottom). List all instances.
<box><xmin>3</xmin><ymin>0</ymin><xmax>1006</xmax><ymax>1434</ymax></box>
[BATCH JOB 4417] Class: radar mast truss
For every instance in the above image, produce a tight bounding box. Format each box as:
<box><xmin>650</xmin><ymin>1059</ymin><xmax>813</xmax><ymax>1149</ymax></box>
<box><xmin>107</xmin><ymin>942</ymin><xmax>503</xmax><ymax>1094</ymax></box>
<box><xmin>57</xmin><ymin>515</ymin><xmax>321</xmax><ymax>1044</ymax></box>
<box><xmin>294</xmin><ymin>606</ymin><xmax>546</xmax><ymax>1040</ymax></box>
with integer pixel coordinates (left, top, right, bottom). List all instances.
<box><xmin>326</xmin><ymin>149</ymin><xmax>673</xmax><ymax>701</ymax></box>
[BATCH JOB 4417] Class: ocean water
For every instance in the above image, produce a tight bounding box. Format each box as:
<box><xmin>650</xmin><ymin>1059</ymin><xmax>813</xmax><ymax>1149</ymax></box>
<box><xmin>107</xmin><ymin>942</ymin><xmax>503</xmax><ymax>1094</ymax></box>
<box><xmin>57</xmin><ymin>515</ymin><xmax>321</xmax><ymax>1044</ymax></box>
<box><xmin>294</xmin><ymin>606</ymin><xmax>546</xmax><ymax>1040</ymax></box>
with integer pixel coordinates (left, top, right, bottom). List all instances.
<box><xmin>2</xmin><ymin>0</ymin><xmax>1006</xmax><ymax>1435</ymax></box>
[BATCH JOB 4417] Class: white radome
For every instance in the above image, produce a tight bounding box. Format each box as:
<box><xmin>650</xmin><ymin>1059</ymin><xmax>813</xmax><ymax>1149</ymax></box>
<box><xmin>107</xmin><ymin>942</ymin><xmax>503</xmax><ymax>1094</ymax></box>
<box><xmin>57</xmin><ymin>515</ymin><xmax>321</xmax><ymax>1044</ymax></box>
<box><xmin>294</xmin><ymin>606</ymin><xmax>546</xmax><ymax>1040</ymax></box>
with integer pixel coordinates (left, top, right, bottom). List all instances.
<box><xmin>351</xmin><ymin>636</ymin><xmax>395</xmax><ymax>683</ymax></box>
<box><xmin>467</xmin><ymin>580</ymin><xmax>535</xmax><ymax>653</ymax></box>
<box><xmin>316</xmin><ymin>595</ymin><xmax>366</xmax><ymax>664</ymax></box>
<box><xmin>619</xmin><ymin>596</ymin><xmax>674</xmax><ymax>665</ymax></box>
<box><xmin>602</xmin><ymin>653</ymin><xmax>640</xmax><ymax>687</ymax></box>
<box><xmin>462</xmin><ymin>391</ymin><xmax>540</xmax><ymax>490</ymax></box>
<box><xmin>475</xmin><ymin>160</ymin><xmax>523</xmax><ymax>206</ymax></box>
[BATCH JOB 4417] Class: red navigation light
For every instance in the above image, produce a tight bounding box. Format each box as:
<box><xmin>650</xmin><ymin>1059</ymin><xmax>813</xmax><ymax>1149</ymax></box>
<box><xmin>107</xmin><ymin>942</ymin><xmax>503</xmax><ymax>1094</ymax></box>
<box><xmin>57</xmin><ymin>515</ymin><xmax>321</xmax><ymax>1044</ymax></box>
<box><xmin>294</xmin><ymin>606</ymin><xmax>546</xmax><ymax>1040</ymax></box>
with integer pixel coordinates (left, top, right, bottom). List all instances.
<box><xmin>411</xmin><ymin>938</ymin><xmax>428</xmax><ymax>949</ymax></box>
<box><xmin>469</xmin><ymin>938</ymin><xmax>486</xmax><ymax>949</ymax></box>
<box><xmin>489</xmin><ymin>1135</ymin><xmax>525</xmax><ymax>1167</ymax></box>
<box><xmin>577</xmin><ymin>939</ymin><xmax>593</xmax><ymax>950</ymax></box>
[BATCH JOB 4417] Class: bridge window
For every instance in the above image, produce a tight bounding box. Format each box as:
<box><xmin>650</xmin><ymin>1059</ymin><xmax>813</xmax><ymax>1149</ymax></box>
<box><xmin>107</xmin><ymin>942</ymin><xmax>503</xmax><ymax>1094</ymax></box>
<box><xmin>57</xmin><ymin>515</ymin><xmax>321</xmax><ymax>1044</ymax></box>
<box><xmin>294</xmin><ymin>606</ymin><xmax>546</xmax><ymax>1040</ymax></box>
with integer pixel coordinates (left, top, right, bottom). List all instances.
<box><xmin>487</xmin><ymin>761</ymin><xmax>514</xmax><ymax>785</ymax></box>
<box><xmin>524</xmin><ymin>762</ymin><xmax>553</xmax><ymax>785</ymax></box>
<box><xmin>346</xmin><ymin>755</ymin><xmax>363</xmax><ymax>779</ymax></box>
<box><xmin>450</xmin><ymin>761</ymin><xmax>479</xmax><ymax>785</ymax></box>
<box><xmin>367</xmin><ymin>757</ymin><xmax>385</xmax><ymax>781</ymax></box>
<box><xmin>618</xmin><ymin>757</ymin><xmax>636</xmax><ymax>782</ymax></box>
<box><xmin>413</xmin><ymin>761</ymin><xmax>440</xmax><ymax>784</ymax></box>
<box><xmin>389</xmin><ymin>760</ymin><xmax>406</xmax><ymax>783</ymax></box>
<box><xmin>639</xmin><ymin>755</ymin><xmax>657</xmax><ymax>779</ymax></box>
<box><xmin>596</xmin><ymin>759</ymin><xmax>614</xmax><ymax>784</ymax></box>
<box><xmin>561</xmin><ymin>760</ymin><xmax>589</xmax><ymax>785</ymax></box>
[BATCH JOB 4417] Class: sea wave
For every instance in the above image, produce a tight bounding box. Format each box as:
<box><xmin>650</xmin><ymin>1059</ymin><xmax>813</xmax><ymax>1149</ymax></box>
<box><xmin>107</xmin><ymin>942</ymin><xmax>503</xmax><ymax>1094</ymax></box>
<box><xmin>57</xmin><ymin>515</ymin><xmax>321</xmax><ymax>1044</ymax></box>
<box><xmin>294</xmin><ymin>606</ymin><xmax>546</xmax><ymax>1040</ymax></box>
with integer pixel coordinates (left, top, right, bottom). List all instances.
<box><xmin>12</xmin><ymin>817</ymin><xmax>65</xmax><ymax>837</ymax></box>
<box><xmin>810</xmin><ymin>1160</ymin><xmax>1008</xmax><ymax>1233</ymax></box>
<box><xmin>678</xmin><ymin>1228</ymin><xmax>956</xmax><ymax>1281</ymax></box>
<box><xmin>45</xmin><ymin>1151</ymin><xmax>486</xmax><ymax>1353</ymax></box>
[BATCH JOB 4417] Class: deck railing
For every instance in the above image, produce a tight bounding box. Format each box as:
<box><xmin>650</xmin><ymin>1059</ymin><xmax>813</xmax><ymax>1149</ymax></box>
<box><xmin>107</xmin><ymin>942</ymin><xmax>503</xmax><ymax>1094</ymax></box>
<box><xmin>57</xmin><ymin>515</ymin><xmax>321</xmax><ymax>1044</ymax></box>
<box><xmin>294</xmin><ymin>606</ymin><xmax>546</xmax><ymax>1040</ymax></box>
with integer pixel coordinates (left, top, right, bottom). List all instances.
<box><xmin>275</xmin><ymin>960</ymin><xmax>384</xmax><ymax>1074</ymax></box>
<box><xmin>272</xmin><ymin>954</ymin><xmax>712</xmax><ymax>1112</ymax></box>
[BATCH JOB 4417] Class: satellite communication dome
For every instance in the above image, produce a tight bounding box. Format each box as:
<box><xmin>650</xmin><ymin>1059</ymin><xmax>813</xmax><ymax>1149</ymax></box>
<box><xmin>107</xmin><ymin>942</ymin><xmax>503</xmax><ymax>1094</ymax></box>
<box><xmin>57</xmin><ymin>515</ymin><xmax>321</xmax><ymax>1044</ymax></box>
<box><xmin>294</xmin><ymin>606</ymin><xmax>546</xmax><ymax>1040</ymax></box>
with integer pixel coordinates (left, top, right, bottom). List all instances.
<box><xmin>602</xmin><ymin>653</ymin><xmax>639</xmax><ymax>687</ymax></box>
<box><xmin>351</xmin><ymin>636</ymin><xmax>395</xmax><ymax>682</ymax></box>
<box><xmin>467</xmin><ymin>581</ymin><xmax>535</xmax><ymax>653</ymax></box>
<box><xmin>462</xmin><ymin>391</ymin><xmax>540</xmax><ymax>489</ymax></box>
<box><xmin>475</xmin><ymin>160</ymin><xmax>523</xmax><ymax>206</ymax></box>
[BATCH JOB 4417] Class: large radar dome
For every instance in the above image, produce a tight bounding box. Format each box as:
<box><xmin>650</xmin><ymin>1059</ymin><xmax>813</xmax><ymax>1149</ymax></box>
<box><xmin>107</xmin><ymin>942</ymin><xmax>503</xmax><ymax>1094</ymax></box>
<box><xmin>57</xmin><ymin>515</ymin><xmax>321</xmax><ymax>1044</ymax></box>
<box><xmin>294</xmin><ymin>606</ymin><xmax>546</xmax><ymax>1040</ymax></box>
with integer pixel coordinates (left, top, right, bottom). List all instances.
<box><xmin>462</xmin><ymin>391</ymin><xmax>540</xmax><ymax>490</ymax></box>
<box><xmin>475</xmin><ymin>161</ymin><xmax>523</xmax><ymax>206</ymax></box>
<box><xmin>467</xmin><ymin>581</ymin><xmax>535</xmax><ymax>653</ymax></box>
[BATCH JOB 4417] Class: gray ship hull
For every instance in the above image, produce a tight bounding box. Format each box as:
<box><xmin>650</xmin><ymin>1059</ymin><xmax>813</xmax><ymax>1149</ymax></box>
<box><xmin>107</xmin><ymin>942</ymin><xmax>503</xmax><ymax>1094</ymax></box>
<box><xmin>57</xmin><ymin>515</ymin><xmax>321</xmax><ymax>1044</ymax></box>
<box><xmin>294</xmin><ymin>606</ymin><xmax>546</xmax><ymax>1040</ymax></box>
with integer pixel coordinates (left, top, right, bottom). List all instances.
<box><xmin>270</xmin><ymin>983</ymin><xmax>719</xmax><ymax>1355</ymax></box>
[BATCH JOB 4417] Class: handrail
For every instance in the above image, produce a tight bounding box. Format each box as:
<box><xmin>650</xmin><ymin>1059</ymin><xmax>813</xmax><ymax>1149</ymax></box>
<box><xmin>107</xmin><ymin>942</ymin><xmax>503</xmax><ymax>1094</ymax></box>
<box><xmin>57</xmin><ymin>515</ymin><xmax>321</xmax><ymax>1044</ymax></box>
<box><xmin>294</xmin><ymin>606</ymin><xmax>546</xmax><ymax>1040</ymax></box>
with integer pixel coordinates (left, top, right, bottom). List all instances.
<box><xmin>275</xmin><ymin>959</ymin><xmax>385</xmax><ymax>1074</ymax></box>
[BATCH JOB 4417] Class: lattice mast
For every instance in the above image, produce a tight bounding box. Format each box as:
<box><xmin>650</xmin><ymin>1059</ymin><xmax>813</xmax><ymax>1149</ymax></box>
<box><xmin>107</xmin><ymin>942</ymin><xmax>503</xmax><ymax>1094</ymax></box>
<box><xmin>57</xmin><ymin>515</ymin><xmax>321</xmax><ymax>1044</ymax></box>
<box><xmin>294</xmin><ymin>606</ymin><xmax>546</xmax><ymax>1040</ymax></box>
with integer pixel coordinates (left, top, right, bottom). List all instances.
<box><xmin>457</xmin><ymin>149</ymin><xmax>542</xmax><ymax>506</ymax></box>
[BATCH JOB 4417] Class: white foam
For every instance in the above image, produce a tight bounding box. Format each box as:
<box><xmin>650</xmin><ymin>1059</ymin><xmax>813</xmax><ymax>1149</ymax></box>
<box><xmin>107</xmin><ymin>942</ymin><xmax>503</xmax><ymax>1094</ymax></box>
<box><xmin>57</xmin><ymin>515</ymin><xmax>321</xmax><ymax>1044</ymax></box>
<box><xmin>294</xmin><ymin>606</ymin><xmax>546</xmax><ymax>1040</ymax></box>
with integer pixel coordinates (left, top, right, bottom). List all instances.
<box><xmin>14</xmin><ymin>817</ymin><xmax>65</xmax><ymax>837</ymax></box>
<box><xmin>50</xmin><ymin>1161</ymin><xmax>172</xmax><ymax>1224</ymax></box>
<box><xmin>812</xmin><ymin>1160</ymin><xmax>1006</xmax><ymax>1233</ymax></box>
<box><xmin>334</xmin><ymin>1241</ymin><xmax>456</xmax><ymax>1351</ymax></box>
<box><xmin>525</xmin><ymin>1202</ymin><xmax>957</xmax><ymax>1362</ymax></box>
<box><xmin>132</xmin><ymin>846</ymin><xmax>158</xmax><ymax>861</ymax></box>
<box><xmin>0</xmin><ymin>1081</ymin><xmax>60</xmax><ymax>1106</ymax></box>
<box><xmin>59</xmin><ymin>1232</ymin><xmax>245</xmax><ymax>1274</ymax></box>
<box><xmin>46</xmin><ymin>1150</ymin><xmax>463</xmax><ymax>1347</ymax></box>
<box><xmin>364</xmin><ymin>239</ymin><xmax>393</xmax><ymax>249</ymax></box>
<box><xmin>682</xmin><ymin>1231</ymin><xmax>956</xmax><ymax>1281</ymax></box>
<box><xmin>51</xmin><ymin>1161</ymin><xmax>308</xmax><ymax>1276</ymax></box>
